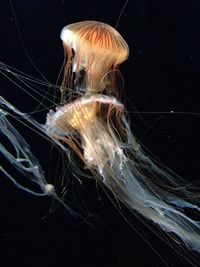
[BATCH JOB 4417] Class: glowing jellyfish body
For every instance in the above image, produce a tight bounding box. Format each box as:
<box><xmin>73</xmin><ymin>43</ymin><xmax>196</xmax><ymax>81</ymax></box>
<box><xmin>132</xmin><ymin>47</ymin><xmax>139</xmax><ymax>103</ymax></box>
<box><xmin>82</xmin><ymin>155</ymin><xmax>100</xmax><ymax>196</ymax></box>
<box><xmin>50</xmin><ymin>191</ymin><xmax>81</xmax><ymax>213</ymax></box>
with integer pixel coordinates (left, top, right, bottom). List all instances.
<box><xmin>60</xmin><ymin>21</ymin><xmax>129</xmax><ymax>99</ymax></box>
<box><xmin>1</xmin><ymin>20</ymin><xmax>200</xmax><ymax>262</ymax></box>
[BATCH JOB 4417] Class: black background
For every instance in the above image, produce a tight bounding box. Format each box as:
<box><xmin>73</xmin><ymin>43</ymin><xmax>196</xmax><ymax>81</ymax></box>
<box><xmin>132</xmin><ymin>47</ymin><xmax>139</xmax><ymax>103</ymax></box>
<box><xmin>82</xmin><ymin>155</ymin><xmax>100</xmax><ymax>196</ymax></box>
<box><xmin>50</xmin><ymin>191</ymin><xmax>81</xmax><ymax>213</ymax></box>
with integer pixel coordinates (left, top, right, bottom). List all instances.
<box><xmin>1</xmin><ymin>1</ymin><xmax>200</xmax><ymax>266</ymax></box>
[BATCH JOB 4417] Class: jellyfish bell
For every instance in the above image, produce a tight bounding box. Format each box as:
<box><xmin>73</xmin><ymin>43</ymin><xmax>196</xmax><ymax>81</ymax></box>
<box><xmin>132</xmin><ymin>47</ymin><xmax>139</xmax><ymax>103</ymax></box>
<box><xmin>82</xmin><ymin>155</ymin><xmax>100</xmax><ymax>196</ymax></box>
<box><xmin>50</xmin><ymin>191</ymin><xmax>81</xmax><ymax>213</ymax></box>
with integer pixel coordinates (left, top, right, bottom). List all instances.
<box><xmin>60</xmin><ymin>21</ymin><xmax>129</xmax><ymax>99</ymax></box>
<box><xmin>45</xmin><ymin>94</ymin><xmax>124</xmax><ymax>170</ymax></box>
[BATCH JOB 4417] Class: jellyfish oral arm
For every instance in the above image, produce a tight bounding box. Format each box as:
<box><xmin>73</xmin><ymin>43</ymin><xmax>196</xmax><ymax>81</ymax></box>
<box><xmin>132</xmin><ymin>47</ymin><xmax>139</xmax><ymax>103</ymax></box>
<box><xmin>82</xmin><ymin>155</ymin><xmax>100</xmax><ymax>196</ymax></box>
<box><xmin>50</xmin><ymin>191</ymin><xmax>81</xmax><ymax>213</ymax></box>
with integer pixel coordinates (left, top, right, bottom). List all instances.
<box><xmin>0</xmin><ymin>108</ymin><xmax>51</xmax><ymax>196</ymax></box>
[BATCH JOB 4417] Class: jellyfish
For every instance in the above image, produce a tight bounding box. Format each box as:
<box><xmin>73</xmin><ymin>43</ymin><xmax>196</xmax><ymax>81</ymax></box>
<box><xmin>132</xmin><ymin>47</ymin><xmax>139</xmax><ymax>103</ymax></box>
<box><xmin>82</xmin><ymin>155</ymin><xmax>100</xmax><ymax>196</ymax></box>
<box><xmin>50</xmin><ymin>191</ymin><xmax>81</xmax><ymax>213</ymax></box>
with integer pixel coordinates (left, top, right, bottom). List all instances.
<box><xmin>59</xmin><ymin>21</ymin><xmax>129</xmax><ymax>100</ymax></box>
<box><xmin>1</xmin><ymin>21</ymin><xmax>200</xmax><ymax>264</ymax></box>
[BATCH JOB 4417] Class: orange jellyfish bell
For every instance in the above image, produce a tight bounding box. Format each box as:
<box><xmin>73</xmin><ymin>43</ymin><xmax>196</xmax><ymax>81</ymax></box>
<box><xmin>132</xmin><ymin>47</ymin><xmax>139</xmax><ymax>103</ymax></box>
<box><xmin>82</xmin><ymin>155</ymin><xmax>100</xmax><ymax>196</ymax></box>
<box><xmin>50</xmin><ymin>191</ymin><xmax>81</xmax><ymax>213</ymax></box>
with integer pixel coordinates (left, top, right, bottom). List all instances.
<box><xmin>60</xmin><ymin>21</ymin><xmax>129</xmax><ymax>96</ymax></box>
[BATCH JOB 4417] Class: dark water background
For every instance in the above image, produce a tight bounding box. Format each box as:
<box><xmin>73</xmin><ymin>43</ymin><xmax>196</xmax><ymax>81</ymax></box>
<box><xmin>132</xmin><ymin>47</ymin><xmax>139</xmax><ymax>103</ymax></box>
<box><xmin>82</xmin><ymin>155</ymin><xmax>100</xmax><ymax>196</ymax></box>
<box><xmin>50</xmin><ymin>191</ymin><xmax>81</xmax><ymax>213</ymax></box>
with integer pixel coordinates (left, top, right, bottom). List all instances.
<box><xmin>0</xmin><ymin>1</ymin><xmax>200</xmax><ymax>266</ymax></box>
